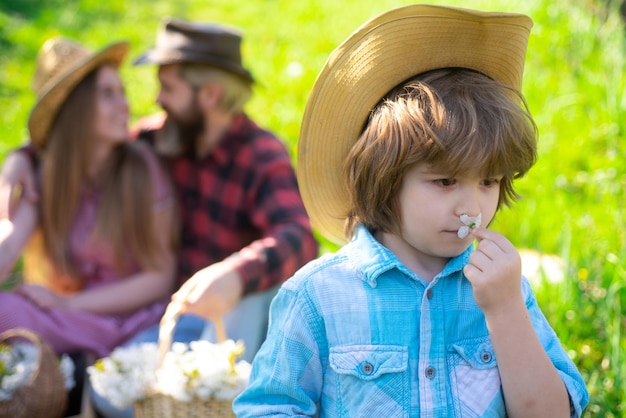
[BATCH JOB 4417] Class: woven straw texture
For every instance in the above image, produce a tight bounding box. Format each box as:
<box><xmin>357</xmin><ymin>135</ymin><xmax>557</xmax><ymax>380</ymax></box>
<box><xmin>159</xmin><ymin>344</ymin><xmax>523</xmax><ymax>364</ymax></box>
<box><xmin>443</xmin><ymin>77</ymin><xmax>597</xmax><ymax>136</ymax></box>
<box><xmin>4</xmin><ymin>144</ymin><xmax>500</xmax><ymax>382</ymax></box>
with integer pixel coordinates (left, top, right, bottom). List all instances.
<box><xmin>297</xmin><ymin>4</ymin><xmax>533</xmax><ymax>244</ymax></box>
<box><xmin>0</xmin><ymin>328</ymin><xmax>68</xmax><ymax>418</ymax></box>
<box><xmin>135</xmin><ymin>394</ymin><xmax>235</xmax><ymax>418</ymax></box>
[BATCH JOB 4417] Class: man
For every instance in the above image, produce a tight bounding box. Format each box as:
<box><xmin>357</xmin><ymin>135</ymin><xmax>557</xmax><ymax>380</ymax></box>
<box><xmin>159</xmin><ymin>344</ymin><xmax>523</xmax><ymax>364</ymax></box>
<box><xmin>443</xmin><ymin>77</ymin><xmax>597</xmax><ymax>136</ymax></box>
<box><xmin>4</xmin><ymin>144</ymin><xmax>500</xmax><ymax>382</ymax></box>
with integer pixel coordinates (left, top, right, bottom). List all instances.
<box><xmin>0</xmin><ymin>18</ymin><xmax>318</xmax><ymax>357</ymax></box>
<box><xmin>127</xmin><ymin>18</ymin><xmax>319</xmax><ymax>355</ymax></box>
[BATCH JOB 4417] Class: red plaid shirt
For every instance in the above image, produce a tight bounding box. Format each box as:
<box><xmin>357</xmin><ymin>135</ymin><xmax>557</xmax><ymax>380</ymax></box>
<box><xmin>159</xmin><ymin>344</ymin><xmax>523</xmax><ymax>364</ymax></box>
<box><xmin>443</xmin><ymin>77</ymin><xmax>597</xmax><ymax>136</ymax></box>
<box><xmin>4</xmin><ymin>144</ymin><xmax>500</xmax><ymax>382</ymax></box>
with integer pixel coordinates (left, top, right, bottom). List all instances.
<box><xmin>134</xmin><ymin>113</ymin><xmax>318</xmax><ymax>295</ymax></box>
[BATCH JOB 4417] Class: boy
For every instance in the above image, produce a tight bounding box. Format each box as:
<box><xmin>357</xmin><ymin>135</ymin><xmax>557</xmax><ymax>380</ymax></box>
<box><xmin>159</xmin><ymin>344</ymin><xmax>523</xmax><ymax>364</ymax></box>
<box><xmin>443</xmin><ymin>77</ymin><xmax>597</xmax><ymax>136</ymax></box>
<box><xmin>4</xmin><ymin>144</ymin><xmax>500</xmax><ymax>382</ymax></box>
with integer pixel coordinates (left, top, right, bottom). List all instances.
<box><xmin>233</xmin><ymin>4</ymin><xmax>588</xmax><ymax>417</ymax></box>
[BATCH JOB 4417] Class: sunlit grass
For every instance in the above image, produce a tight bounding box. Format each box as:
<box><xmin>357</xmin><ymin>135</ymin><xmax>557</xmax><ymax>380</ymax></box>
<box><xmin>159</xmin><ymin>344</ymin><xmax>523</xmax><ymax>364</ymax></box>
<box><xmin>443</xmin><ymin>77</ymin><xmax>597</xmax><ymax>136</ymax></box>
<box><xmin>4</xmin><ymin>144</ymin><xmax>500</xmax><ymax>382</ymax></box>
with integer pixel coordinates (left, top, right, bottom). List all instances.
<box><xmin>1</xmin><ymin>0</ymin><xmax>624</xmax><ymax>415</ymax></box>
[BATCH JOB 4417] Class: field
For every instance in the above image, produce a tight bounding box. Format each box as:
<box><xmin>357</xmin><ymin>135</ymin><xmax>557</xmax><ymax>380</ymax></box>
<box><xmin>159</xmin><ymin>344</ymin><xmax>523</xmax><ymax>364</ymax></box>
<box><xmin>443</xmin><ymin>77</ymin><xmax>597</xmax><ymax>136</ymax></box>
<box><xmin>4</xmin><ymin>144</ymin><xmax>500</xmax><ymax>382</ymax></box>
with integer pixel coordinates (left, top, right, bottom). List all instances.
<box><xmin>1</xmin><ymin>0</ymin><xmax>624</xmax><ymax>415</ymax></box>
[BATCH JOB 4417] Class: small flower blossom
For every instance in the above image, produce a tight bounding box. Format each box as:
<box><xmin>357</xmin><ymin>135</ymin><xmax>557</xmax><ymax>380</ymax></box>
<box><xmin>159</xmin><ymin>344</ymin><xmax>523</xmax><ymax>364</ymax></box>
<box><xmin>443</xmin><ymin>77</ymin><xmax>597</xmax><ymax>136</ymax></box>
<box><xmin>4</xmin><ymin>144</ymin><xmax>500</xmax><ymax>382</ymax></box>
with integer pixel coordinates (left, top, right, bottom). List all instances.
<box><xmin>457</xmin><ymin>213</ymin><xmax>482</xmax><ymax>239</ymax></box>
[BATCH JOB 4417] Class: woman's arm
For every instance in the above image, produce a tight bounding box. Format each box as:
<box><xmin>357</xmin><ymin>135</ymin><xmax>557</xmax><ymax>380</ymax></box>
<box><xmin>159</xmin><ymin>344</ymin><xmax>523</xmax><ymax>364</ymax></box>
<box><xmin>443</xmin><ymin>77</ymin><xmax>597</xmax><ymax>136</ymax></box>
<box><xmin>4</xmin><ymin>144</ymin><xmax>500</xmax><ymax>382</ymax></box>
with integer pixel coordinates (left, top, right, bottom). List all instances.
<box><xmin>62</xmin><ymin>201</ymin><xmax>177</xmax><ymax>315</ymax></box>
<box><xmin>0</xmin><ymin>149</ymin><xmax>39</xmax><ymax>219</ymax></box>
<box><xmin>0</xmin><ymin>198</ymin><xmax>38</xmax><ymax>283</ymax></box>
<box><xmin>16</xmin><ymin>196</ymin><xmax>177</xmax><ymax>315</ymax></box>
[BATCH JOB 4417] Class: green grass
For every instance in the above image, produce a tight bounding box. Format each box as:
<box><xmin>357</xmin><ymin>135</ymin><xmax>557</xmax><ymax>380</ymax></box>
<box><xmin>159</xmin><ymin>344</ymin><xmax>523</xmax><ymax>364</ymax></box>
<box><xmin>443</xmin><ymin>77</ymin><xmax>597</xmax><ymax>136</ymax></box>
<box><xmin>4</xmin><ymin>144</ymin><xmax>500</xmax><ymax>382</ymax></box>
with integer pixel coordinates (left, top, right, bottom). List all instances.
<box><xmin>1</xmin><ymin>0</ymin><xmax>624</xmax><ymax>415</ymax></box>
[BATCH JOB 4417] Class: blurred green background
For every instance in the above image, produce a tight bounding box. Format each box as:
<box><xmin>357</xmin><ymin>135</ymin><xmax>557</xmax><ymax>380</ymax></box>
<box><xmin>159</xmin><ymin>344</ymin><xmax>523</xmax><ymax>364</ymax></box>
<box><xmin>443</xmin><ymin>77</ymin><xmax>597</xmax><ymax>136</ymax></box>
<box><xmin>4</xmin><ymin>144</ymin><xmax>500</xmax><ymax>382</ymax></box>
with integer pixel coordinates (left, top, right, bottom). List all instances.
<box><xmin>1</xmin><ymin>0</ymin><xmax>624</xmax><ymax>415</ymax></box>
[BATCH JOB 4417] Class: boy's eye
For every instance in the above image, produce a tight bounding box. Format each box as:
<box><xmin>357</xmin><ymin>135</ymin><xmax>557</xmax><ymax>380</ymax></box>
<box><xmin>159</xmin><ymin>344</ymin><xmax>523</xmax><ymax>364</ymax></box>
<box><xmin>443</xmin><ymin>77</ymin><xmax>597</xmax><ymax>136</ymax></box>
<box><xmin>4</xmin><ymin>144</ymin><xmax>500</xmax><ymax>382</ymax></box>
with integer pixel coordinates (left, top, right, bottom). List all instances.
<box><xmin>435</xmin><ymin>178</ymin><xmax>455</xmax><ymax>186</ymax></box>
<box><xmin>482</xmin><ymin>178</ymin><xmax>501</xmax><ymax>187</ymax></box>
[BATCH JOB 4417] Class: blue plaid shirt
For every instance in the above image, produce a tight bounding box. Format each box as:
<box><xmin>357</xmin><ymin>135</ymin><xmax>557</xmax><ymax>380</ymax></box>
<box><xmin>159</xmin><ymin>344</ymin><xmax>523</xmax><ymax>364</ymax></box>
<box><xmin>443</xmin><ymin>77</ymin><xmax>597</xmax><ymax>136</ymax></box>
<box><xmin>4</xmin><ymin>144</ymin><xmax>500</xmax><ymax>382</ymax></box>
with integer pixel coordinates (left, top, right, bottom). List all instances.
<box><xmin>234</xmin><ymin>225</ymin><xmax>589</xmax><ymax>417</ymax></box>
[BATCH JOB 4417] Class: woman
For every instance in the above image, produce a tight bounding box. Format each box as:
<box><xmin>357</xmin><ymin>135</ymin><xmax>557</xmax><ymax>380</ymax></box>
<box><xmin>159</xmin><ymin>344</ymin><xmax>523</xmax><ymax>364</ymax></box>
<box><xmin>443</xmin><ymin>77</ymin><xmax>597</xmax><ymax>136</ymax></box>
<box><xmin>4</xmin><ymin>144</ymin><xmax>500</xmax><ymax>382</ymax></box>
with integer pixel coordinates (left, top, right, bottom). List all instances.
<box><xmin>0</xmin><ymin>37</ymin><xmax>178</xmax><ymax>358</ymax></box>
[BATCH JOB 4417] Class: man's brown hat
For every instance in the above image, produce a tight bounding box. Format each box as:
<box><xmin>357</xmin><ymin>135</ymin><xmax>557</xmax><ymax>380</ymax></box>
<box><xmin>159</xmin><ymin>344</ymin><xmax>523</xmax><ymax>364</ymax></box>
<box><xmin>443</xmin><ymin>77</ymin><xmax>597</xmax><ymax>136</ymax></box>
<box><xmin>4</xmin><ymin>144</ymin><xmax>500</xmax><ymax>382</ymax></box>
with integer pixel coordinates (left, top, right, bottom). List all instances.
<box><xmin>297</xmin><ymin>4</ymin><xmax>533</xmax><ymax>245</ymax></box>
<box><xmin>28</xmin><ymin>37</ymin><xmax>128</xmax><ymax>148</ymax></box>
<box><xmin>134</xmin><ymin>18</ymin><xmax>254</xmax><ymax>83</ymax></box>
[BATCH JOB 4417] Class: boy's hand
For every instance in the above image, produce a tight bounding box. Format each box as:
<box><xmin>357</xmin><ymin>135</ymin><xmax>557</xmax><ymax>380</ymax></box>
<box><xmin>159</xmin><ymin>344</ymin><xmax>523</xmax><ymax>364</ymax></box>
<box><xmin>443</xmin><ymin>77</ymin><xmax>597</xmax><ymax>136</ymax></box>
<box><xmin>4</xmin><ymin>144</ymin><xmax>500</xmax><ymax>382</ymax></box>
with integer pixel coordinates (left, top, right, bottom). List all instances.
<box><xmin>463</xmin><ymin>227</ymin><xmax>523</xmax><ymax>316</ymax></box>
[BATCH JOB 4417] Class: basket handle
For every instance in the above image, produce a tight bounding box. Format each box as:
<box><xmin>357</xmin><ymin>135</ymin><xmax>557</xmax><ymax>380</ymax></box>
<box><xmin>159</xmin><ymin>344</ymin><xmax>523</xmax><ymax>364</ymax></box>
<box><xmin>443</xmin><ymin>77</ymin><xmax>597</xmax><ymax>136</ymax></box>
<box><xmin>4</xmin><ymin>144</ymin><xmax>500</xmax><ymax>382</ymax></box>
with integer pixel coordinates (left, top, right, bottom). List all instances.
<box><xmin>157</xmin><ymin>303</ymin><xmax>227</xmax><ymax>366</ymax></box>
<box><xmin>0</xmin><ymin>328</ymin><xmax>42</xmax><ymax>346</ymax></box>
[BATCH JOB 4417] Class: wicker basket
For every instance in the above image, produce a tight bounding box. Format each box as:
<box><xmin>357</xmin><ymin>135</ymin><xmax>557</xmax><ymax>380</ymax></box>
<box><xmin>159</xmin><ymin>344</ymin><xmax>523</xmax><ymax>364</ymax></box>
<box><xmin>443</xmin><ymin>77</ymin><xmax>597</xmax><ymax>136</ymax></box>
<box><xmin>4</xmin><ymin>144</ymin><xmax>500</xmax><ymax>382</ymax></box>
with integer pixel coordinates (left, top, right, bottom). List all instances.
<box><xmin>132</xmin><ymin>310</ymin><xmax>237</xmax><ymax>418</ymax></box>
<box><xmin>135</xmin><ymin>393</ymin><xmax>235</xmax><ymax>418</ymax></box>
<box><xmin>0</xmin><ymin>328</ymin><xmax>68</xmax><ymax>418</ymax></box>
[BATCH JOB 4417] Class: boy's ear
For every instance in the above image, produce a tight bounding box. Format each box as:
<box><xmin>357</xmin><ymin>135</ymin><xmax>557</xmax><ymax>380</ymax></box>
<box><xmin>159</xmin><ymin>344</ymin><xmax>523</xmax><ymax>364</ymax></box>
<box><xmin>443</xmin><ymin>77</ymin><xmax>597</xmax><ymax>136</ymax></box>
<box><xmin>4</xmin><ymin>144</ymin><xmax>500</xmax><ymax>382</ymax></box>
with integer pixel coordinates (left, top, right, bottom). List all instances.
<box><xmin>198</xmin><ymin>82</ymin><xmax>223</xmax><ymax>110</ymax></box>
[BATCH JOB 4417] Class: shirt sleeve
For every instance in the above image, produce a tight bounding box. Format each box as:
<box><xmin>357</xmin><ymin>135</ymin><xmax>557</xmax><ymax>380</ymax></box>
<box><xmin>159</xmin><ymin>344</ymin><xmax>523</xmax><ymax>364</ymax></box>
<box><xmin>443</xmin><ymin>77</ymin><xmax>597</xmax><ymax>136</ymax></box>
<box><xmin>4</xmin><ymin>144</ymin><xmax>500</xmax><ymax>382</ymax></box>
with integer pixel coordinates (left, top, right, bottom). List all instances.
<box><xmin>522</xmin><ymin>278</ymin><xmax>590</xmax><ymax>417</ymax></box>
<box><xmin>226</xmin><ymin>133</ymin><xmax>319</xmax><ymax>295</ymax></box>
<box><xmin>233</xmin><ymin>277</ymin><xmax>323</xmax><ymax>417</ymax></box>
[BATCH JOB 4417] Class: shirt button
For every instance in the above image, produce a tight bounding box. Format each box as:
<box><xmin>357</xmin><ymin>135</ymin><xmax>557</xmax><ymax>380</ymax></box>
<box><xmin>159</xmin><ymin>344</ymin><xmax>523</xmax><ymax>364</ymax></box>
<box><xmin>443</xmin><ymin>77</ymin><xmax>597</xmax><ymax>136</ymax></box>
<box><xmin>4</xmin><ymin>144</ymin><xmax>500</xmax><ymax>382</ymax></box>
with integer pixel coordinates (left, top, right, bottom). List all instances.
<box><xmin>361</xmin><ymin>362</ymin><xmax>374</xmax><ymax>375</ymax></box>
<box><xmin>425</xmin><ymin>367</ymin><xmax>436</xmax><ymax>378</ymax></box>
<box><xmin>481</xmin><ymin>352</ymin><xmax>493</xmax><ymax>363</ymax></box>
<box><xmin>426</xmin><ymin>288</ymin><xmax>433</xmax><ymax>299</ymax></box>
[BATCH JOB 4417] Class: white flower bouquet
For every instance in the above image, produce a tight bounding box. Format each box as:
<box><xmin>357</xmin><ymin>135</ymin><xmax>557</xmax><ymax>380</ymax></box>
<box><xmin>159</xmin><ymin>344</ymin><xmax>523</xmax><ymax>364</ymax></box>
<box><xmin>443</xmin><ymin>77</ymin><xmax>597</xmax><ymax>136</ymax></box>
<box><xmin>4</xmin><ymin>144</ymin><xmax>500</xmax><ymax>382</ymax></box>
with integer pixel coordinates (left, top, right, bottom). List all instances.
<box><xmin>88</xmin><ymin>313</ymin><xmax>250</xmax><ymax>418</ymax></box>
<box><xmin>0</xmin><ymin>328</ymin><xmax>74</xmax><ymax>418</ymax></box>
<box><xmin>0</xmin><ymin>342</ymin><xmax>75</xmax><ymax>400</ymax></box>
<box><xmin>88</xmin><ymin>339</ymin><xmax>251</xmax><ymax>409</ymax></box>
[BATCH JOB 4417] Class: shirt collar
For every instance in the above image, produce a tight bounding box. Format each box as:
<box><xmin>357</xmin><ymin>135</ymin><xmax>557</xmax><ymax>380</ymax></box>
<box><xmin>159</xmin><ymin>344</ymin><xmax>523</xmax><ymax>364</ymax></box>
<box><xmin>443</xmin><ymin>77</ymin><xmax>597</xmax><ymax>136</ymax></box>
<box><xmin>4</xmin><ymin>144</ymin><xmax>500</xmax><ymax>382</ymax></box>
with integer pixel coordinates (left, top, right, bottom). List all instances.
<box><xmin>346</xmin><ymin>224</ymin><xmax>472</xmax><ymax>288</ymax></box>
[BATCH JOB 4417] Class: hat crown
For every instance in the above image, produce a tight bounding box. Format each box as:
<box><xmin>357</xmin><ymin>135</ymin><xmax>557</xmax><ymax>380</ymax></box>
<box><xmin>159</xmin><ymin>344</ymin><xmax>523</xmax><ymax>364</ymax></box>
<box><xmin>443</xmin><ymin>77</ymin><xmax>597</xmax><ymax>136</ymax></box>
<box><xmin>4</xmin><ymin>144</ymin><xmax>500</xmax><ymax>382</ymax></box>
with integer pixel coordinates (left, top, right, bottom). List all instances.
<box><xmin>32</xmin><ymin>37</ymin><xmax>91</xmax><ymax>97</ymax></box>
<box><xmin>155</xmin><ymin>19</ymin><xmax>244</xmax><ymax>66</ymax></box>
<box><xmin>134</xmin><ymin>18</ymin><xmax>254</xmax><ymax>82</ymax></box>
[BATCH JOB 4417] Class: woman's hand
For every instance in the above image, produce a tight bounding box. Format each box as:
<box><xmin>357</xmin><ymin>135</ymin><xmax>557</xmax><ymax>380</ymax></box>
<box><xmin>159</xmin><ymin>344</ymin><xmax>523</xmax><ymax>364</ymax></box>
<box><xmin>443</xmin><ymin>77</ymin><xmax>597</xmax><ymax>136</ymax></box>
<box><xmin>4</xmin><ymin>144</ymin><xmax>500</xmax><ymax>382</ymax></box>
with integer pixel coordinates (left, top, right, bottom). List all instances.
<box><xmin>14</xmin><ymin>283</ymin><xmax>68</xmax><ymax>310</ymax></box>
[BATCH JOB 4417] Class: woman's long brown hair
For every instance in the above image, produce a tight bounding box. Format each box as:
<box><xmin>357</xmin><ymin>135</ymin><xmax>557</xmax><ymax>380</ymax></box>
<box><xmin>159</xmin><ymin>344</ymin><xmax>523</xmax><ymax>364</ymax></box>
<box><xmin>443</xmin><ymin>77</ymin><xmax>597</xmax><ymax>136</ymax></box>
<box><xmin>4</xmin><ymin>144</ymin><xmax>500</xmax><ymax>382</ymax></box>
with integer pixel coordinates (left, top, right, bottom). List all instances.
<box><xmin>37</xmin><ymin>66</ymin><xmax>175</xmax><ymax>291</ymax></box>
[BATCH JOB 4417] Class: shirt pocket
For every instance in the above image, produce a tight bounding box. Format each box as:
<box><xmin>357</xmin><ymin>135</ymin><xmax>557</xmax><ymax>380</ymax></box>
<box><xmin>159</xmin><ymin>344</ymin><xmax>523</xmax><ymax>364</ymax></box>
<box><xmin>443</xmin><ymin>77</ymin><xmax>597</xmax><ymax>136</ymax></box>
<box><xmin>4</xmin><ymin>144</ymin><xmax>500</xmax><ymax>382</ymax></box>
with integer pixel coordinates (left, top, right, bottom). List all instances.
<box><xmin>329</xmin><ymin>345</ymin><xmax>408</xmax><ymax>418</ymax></box>
<box><xmin>447</xmin><ymin>337</ymin><xmax>505</xmax><ymax>417</ymax></box>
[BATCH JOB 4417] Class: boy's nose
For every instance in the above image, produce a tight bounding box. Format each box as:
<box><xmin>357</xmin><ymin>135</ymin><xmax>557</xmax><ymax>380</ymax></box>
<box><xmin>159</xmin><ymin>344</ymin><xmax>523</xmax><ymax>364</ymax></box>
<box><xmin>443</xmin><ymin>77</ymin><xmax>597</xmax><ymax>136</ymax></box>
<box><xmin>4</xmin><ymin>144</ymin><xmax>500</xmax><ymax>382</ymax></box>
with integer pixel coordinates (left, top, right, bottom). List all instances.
<box><xmin>456</xmin><ymin>189</ymin><xmax>481</xmax><ymax>217</ymax></box>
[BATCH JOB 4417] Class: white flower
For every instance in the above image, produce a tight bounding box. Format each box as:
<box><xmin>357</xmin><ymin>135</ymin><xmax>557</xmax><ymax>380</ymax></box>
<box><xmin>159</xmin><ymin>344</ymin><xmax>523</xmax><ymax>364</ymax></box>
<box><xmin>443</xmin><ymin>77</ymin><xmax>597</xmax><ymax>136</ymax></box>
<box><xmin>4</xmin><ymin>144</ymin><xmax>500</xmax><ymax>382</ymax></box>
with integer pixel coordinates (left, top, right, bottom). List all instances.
<box><xmin>88</xmin><ymin>339</ymin><xmax>250</xmax><ymax>408</ymax></box>
<box><xmin>59</xmin><ymin>354</ymin><xmax>76</xmax><ymax>390</ymax></box>
<box><xmin>457</xmin><ymin>213</ymin><xmax>482</xmax><ymax>239</ymax></box>
<box><xmin>88</xmin><ymin>343</ymin><xmax>160</xmax><ymax>408</ymax></box>
<box><xmin>0</xmin><ymin>342</ymin><xmax>75</xmax><ymax>400</ymax></box>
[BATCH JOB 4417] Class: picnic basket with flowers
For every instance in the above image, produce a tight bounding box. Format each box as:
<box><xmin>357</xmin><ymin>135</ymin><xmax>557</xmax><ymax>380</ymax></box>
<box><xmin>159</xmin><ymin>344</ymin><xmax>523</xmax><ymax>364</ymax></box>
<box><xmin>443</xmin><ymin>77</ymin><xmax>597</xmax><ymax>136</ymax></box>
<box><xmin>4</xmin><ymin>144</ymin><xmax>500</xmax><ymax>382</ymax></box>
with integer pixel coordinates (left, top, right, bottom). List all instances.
<box><xmin>88</xmin><ymin>309</ymin><xmax>250</xmax><ymax>418</ymax></box>
<box><xmin>0</xmin><ymin>328</ymin><xmax>73</xmax><ymax>418</ymax></box>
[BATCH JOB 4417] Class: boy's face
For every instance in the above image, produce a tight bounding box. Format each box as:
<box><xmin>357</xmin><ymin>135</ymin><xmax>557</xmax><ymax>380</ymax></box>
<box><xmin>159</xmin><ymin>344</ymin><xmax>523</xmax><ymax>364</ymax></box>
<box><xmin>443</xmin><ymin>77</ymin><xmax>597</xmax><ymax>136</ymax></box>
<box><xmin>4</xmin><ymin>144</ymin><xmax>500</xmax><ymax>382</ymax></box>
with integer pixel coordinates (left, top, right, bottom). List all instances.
<box><xmin>380</xmin><ymin>163</ymin><xmax>501</xmax><ymax>274</ymax></box>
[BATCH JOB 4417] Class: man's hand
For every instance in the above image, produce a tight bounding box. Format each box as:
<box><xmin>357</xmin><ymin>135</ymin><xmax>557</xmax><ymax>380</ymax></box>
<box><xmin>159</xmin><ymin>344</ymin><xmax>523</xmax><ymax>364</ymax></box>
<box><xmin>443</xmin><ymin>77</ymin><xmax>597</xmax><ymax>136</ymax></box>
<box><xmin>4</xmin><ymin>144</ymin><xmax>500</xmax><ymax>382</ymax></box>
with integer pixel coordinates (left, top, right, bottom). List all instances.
<box><xmin>0</xmin><ymin>151</ymin><xmax>38</xmax><ymax>219</ymax></box>
<box><xmin>462</xmin><ymin>227</ymin><xmax>523</xmax><ymax>317</ymax></box>
<box><xmin>170</xmin><ymin>260</ymin><xmax>244</xmax><ymax>321</ymax></box>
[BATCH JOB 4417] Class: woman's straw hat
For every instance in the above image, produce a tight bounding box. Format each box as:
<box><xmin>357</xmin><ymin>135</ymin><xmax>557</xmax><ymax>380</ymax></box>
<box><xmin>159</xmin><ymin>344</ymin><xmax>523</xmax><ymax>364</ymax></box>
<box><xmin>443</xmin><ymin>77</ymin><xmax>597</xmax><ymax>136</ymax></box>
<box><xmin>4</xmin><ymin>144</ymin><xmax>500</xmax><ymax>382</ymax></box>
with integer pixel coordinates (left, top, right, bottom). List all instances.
<box><xmin>297</xmin><ymin>4</ymin><xmax>533</xmax><ymax>245</ymax></box>
<box><xmin>28</xmin><ymin>37</ymin><xmax>129</xmax><ymax>148</ymax></box>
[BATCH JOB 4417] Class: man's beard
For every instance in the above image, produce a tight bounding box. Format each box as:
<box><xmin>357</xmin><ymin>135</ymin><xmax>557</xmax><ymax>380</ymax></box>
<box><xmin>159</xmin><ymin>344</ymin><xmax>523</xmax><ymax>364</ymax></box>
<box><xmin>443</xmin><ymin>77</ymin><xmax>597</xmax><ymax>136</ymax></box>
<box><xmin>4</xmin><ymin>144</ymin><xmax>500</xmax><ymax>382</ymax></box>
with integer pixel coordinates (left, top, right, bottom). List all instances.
<box><xmin>164</xmin><ymin>103</ymin><xmax>204</xmax><ymax>158</ymax></box>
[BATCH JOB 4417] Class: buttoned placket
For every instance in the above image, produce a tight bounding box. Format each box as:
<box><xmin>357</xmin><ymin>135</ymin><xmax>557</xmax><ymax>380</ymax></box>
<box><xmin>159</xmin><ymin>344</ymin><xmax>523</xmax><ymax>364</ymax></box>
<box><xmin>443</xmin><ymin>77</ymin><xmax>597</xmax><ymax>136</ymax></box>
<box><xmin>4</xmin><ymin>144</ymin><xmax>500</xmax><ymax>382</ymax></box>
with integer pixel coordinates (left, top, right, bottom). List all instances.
<box><xmin>418</xmin><ymin>278</ymin><xmax>447</xmax><ymax>416</ymax></box>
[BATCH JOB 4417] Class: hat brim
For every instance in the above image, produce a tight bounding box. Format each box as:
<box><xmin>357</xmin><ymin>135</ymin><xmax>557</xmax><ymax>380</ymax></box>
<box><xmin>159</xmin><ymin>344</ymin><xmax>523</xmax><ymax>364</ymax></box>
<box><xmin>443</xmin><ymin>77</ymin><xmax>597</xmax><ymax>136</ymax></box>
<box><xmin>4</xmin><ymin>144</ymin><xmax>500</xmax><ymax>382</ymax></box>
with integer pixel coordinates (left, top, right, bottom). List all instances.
<box><xmin>297</xmin><ymin>4</ymin><xmax>533</xmax><ymax>245</ymax></box>
<box><xmin>28</xmin><ymin>41</ymin><xmax>129</xmax><ymax>148</ymax></box>
<box><xmin>133</xmin><ymin>49</ymin><xmax>254</xmax><ymax>83</ymax></box>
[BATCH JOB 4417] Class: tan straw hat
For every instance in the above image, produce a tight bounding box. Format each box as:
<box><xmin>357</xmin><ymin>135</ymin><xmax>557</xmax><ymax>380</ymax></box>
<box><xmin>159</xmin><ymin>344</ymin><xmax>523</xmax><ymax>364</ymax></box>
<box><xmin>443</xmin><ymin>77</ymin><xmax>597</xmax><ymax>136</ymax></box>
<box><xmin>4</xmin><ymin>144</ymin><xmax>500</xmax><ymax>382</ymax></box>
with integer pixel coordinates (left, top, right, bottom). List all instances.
<box><xmin>28</xmin><ymin>37</ymin><xmax>129</xmax><ymax>148</ymax></box>
<box><xmin>298</xmin><ymin>4</ymin><xmax>533</xmax><ymax>245</ymax></box>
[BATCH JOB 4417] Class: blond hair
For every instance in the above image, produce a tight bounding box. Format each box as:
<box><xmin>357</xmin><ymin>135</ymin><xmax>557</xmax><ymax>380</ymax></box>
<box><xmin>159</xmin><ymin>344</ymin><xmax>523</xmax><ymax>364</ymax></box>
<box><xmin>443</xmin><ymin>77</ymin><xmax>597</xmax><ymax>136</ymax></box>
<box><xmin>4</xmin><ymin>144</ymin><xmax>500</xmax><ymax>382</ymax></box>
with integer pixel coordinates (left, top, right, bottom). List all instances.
<box><xmin>179</xmin><ymin>63</ymin><xmax>252</xmax><ymax>113</ymax></box>
<box><xmin>344</xmin><ymin>68</ymin><xmax>537</xmax><ymax>238</ymax></box>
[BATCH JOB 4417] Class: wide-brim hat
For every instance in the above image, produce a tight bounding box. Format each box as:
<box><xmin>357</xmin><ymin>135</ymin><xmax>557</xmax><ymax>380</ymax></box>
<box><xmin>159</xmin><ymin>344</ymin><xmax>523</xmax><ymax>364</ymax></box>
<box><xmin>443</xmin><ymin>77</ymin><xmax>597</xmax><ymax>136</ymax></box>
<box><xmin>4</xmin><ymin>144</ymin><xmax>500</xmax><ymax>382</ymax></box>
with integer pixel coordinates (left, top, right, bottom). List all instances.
<box><xmin>297</xmin><ymin>4</ymin><xmax>533</xmax><ymax>245</ymax></box>
<box><xmin>134</xmin><ymin>17</ymin><xmax>254</xmax><ymax>83</ymax></box>
<box><xmin>28</xmin><ymin>37</ymin><xmax>129</xmax><ymax>148</ymax></box>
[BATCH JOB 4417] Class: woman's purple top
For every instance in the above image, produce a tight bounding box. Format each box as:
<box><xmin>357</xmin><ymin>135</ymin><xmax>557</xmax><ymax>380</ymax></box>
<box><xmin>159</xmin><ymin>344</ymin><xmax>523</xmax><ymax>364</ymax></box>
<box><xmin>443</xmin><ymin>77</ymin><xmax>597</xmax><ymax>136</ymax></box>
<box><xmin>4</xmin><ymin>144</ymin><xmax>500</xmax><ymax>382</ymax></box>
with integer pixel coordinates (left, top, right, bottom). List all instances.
<box><xmin>0</xmin><ymin>142</ymin><xmax>174</xmax><ymax>357</ymax></box>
